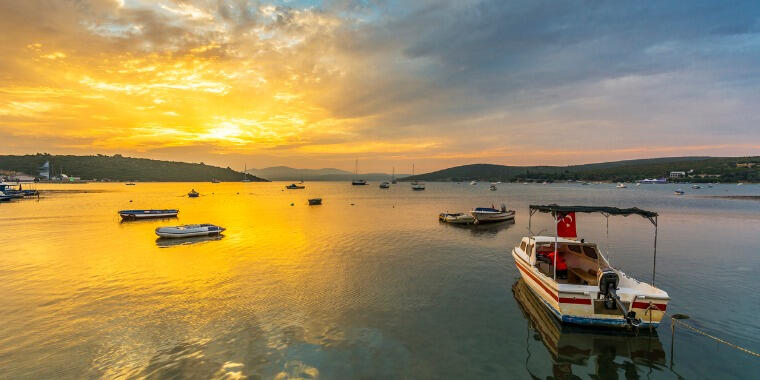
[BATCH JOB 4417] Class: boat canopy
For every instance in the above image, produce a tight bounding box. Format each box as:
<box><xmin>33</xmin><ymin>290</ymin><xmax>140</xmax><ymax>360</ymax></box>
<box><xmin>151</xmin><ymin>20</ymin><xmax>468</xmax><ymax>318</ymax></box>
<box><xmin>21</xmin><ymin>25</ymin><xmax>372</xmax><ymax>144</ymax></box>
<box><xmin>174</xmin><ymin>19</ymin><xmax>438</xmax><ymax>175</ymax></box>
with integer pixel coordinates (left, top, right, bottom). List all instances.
<box><xmin>529</xmin><ymin>204</ymin><xmax>657</xmax><ymax>225</ymax></box>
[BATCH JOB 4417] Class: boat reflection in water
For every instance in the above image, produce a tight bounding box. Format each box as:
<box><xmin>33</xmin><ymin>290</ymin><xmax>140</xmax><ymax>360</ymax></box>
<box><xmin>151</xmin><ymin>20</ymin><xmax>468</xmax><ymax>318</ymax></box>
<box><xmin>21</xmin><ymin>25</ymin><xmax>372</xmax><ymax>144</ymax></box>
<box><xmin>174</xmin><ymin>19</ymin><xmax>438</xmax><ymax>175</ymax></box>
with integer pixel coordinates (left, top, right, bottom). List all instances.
<box><xmin>155</xmin><ymin>234</ymin><xmax>224</xmax><ymax>248</ymax></box>
<box><xmin>512</xmin><ymin>279</ymin><xmax>666</xmax><ymax>379</ymax></box>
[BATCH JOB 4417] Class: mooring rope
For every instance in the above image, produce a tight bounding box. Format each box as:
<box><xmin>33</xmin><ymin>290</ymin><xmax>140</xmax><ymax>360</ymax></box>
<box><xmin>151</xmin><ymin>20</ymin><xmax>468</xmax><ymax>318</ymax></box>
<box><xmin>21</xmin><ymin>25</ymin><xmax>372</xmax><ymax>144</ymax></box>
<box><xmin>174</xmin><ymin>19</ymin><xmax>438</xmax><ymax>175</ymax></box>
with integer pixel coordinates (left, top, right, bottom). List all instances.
<box><xmin>646</xmin><ymin>302</ymin><xmax>760</xmax><ymax>358</ymax></box>
<box><xmin>670</xmin><ymin>318</ymin><xmax>760</xmax><ymax>358</ymax></box>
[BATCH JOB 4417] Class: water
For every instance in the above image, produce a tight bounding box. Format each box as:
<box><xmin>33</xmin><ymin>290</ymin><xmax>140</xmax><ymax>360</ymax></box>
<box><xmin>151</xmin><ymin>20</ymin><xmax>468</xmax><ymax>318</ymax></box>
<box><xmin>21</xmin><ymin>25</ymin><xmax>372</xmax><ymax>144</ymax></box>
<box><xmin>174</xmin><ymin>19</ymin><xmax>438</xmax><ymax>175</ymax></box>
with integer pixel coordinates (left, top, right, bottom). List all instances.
<box><xmin>0</xmin><ymin>182</ymin><xmax>758</xmax><ymax>379</ymax></box>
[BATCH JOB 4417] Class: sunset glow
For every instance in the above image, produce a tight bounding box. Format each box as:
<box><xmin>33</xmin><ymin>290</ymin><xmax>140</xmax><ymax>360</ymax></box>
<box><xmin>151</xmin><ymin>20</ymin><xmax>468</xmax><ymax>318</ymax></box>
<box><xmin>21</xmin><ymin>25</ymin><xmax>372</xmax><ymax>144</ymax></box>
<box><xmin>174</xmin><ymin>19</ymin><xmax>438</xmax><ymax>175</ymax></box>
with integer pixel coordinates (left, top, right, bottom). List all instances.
<box><xmin>1</xmin><ymin>1</ymin><xmax>759</xmax><ymax>171</ymax></box>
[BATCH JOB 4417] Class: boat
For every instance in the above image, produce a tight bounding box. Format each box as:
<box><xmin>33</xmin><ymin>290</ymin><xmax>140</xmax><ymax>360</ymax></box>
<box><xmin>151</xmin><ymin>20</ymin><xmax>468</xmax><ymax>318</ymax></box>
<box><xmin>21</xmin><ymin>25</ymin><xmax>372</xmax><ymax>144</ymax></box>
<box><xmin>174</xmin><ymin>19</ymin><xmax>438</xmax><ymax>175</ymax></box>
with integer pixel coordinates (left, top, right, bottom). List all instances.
<box><xmin>470</xmin><ymin>181</ymin><xmax>478</xmax><ymax>185</ymax></box>
<box><xmin>635</xmin><ymin>183</ymin><xmax>641</xmax><ymax>187</ymax></box>
<box><xmin>155</xmin><ymin>224</ymin><xmax>226</xmax><ymax>238</ymax></box>
<box><xmin>119</xmin><ymin>209</ymin><xmax>178</xmax><ymax>220</ymax></box>
<box><xmin>616</xmin><ymin>183</ymin><xmax>627</xmax><ymax>188</ymax></box>
<box><xmin>439</xmin><ymin>212</ymin><xmax>475</xmax><ymax>224</ymax></box>
<box><xmin>188</xmin><ymin>189</ymin><xmax>200</xmax><ymax>197</ymax></box>
<box><xmin>211</xmin><ymin>178</ymin><xmax>221</xmax><ymax>183</ymax></box>
<box><xmin>489</xmin><ymin>185</ymin><xmax>497</xmax><ymax>191</ymax></box>
<box><xmin>286</xmin><ymin>183</ymin><xmax>305</xmax><ymax>189</ymax></box>
<box><xmin>737</xmin><ymin>182</ymin><xmax>744</xmax><ymax>186</ymax></box>
<box><xmin>410</xmin><ymin>164</ymin><xmax>425</xmax><ymax>190</ymax></box>
<box><xmin>691</xmin><ymin>184</ymin><xmax>701</xmax><ymax>189</ymax></box>
<box><xmin>351</xmin><ymin>159</ymin><xmax>368</xmax><ymax>185</ymax></box>
<box><xmin>0</xmin><ymin>191</ymin><xmax>13</xmax><ymax>202</ymax></box>
<box><xmin>674</xmin><ymin>189</ymin><xmax>685</xmax><ymax>195</ymax></box>
<box><xmin>125</xmin><ymin>182</ymin><xmax>136</xmax><ymax>186</ymax></box>
<box><xmin>308</xmin><ymin>198</ymin><xmax>322</xmax><ymax>205</ymax></box>
<box><xmin>471</xmin><ymin>204</ymin><xmax>515</xmax><ymax>223</ymax></box>
<box><xmin>242</xmin><ymin>164</ymin><xmax>250</xmax><ymax>182</ymax></box>
<box><xmin>513</xmin><ymin>204</ymin><xmax>669</xmax><ymax>329</ymax></box>
<box><xmin>379</xmin><ymin>181</ymin><xmax>390</xmax><ymax>189</ymax></box>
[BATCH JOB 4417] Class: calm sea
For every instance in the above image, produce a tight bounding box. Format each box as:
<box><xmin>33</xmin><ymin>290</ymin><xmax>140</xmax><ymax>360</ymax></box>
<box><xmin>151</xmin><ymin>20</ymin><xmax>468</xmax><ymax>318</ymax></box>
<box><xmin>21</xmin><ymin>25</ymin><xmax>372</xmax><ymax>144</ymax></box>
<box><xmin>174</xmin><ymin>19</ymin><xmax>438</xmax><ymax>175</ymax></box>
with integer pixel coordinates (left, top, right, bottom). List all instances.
<box><xmin>0</xmin><ymin>182</ymin><xmax>758</xmax><ymax>379</ymax></box>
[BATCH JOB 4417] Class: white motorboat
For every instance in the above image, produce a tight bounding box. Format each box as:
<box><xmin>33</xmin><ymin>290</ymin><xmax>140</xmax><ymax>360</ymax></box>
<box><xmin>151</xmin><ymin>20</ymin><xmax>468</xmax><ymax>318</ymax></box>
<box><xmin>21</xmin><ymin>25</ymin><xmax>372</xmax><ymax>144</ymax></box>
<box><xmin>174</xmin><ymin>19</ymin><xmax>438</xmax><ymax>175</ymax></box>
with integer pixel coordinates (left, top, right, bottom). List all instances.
<box><xmin>513</xmin><ymin>205</ymin><xmax>669</xmax><ymax>329</ymax></box>
<box><xmin>439</xmin><ymin>212</ymin><xmax>475</xmax><ymax>224</ymax></box>
<box><xmin>155</xmin><ymin>224</ymin><xmax>226</xmax><ymax>238</ymax></box>
<box><xmin>470</xmin><ymin>181</ymin><xmax>478</xmax><ymax>185</ymax></box>
<box><xmin>119</xmin><ymin>209</ymin><xmax>178</xmax><ymax>220</ymax></box>
<box><xmin>691</xmin><ymin>184</ymin><xmax>701</xmax><ymax>189</ymax></box>
<box><xmin>411</xmin><ymin>182</ymin><xmax>425</xmax><ymax>191</ymax></box>
<box><xmin>379</xmin><ymin>181</ymin><xmax>390</xmax><ymax>189</ymax></box>
<box><xmin>471</xmin><ymin>204</ymin><xmax>515</xmax><ymax>223</ymax></box>
<box><xmin>616</xmin><ymin>183</ymin><xmax>627</xmax><ymax>188</ymax></box>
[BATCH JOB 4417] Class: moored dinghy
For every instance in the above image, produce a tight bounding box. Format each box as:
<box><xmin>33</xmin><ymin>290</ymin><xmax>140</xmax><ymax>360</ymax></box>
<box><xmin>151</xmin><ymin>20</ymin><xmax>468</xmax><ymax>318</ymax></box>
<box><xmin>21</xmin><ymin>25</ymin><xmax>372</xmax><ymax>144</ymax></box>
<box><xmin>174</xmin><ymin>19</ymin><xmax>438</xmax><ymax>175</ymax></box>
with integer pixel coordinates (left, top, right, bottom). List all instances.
<box><xmin>119</xmin><ymin>209</ymin><xmax>178</xmax><ymax>220</ymax></box>
<box><xmin>513</xmin><ymin>205</ymin><xmax>669</xmax><ymax>328</ymax></box>
<box><xmin>155</xmin><ymin>224</ymin><xmax>225</xmax><ymax>238</ymax></box>
<box><xmin>308</xmin><ymin>198</ymin><xmax>322</xmax><ymax>205</ymax></box>
<box><xmin>439</xmin><ymin>212</ymin><xmax>475</xmax><ymax>224</ymax></box>
<box><xmin>188</xmin><ymin>189</ymin><xmax>200</xmax><ymax>197</ymax></box>
<box><xmin>471</xmin><ymin>204</ymin><xmax>515</xmax><ymax>223</ymax></box>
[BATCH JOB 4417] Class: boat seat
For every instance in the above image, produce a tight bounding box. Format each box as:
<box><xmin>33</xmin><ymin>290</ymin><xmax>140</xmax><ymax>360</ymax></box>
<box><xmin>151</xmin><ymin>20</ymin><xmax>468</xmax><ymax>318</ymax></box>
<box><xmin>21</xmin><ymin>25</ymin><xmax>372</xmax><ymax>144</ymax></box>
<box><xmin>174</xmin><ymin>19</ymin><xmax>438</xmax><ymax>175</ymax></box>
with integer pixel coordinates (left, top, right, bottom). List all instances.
<box><xmin>569</xmin><ymin>267</ymin><xmax>598</xmax><ymax>285</ymax></box>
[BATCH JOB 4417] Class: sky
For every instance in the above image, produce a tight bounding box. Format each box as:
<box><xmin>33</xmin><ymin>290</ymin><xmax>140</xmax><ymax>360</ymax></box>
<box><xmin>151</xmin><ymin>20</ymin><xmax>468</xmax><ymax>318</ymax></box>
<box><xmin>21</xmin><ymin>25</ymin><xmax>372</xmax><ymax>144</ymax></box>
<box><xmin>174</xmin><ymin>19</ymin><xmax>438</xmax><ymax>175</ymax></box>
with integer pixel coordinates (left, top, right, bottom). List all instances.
<box><xmin>1</xmin><ymin>0</ymin><xmax>759</xmax><ymax>173</ymax></box>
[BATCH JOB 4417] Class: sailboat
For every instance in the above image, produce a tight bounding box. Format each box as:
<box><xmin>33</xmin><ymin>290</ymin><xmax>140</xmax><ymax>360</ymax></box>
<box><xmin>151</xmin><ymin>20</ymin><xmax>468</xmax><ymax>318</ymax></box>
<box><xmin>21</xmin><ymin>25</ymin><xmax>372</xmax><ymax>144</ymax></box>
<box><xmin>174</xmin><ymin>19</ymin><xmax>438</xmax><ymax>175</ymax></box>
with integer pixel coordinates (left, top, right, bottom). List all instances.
<box><xmin>351</xmin><ymin>159</ymin><xmax>368</xmax><ymax>185</ymax></box>
<box><xmin>410</xmin><ymin>164</ymin><xmax>425</xmax><ymax>190</ymax></box>
<box><xmin>242</xmin><ymin>164</ymin><xmax>250</xmax><ymax>182</ymax></box>
<box><xmin>391</xmin><ymin>167</ymin><xmax>397</xmax><ymax>184</ymax></box>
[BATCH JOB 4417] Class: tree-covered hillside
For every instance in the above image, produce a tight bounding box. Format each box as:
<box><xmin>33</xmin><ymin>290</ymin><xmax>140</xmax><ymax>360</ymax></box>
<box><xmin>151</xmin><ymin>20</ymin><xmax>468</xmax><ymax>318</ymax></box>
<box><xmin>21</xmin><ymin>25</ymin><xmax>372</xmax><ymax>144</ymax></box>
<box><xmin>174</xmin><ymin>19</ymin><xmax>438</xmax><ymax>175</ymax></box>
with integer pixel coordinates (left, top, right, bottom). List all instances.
<box><xmin>0</xmin><ymin>154</ymin><xmax>268</xmax><ymax>182</ymax></box>
<box><xmin>402</xmin><ymin>157</ymin><xmax>760</xmax><ymax>183</ymax></box>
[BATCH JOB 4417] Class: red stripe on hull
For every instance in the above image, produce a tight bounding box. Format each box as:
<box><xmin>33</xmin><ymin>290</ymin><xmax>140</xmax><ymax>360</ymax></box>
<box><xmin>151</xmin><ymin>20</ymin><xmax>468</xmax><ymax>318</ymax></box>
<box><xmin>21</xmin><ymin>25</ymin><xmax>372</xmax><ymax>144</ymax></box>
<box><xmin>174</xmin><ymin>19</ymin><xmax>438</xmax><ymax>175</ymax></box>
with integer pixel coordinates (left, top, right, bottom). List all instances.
<box><xmin>515</xmin><ymin>261</ymin><xmax>558</xmax><ymax>301</ymax></box>
<box><xmin>632</xmin><ymin>301</ymin><xmax>667</xmax><ymax>311</ymax></box>
<box><xmin>558</xmin><ymin>297</ymin><xmax>592</xmax><ymax>305</ymax></box>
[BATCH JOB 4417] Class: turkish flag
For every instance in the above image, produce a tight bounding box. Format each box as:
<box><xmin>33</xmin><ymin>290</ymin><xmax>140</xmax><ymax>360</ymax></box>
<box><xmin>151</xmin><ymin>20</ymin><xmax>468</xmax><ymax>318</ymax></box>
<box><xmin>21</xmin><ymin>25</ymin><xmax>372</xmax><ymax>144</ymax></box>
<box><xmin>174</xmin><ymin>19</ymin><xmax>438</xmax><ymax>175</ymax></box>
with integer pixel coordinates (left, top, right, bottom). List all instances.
<box><xmin>556</xmin><ymin>212</ymin><xmax>577</xmax><ymax>238</ymax></box>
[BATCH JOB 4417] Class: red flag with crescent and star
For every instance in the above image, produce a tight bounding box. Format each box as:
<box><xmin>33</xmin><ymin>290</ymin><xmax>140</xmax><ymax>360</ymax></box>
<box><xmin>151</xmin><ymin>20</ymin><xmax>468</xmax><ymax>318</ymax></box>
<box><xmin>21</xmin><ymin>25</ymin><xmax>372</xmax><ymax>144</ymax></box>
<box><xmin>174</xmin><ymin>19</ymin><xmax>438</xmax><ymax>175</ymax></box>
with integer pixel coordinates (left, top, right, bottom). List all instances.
<box><xmin>556</xmin><ymin>212</ymin><xmax>577</xmax><ymax>238</ymax></box>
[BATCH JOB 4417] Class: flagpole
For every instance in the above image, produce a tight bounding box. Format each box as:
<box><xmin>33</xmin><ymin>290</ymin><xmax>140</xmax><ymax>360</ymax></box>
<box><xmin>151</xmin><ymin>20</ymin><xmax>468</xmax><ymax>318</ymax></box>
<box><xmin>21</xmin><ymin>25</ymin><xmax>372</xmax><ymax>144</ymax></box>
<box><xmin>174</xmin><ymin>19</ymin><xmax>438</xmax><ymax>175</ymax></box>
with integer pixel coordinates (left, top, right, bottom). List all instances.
<box><xmin>554</xmin><ymin>212</ymin><xmax>558</xmax><ymax>281</ymax></box>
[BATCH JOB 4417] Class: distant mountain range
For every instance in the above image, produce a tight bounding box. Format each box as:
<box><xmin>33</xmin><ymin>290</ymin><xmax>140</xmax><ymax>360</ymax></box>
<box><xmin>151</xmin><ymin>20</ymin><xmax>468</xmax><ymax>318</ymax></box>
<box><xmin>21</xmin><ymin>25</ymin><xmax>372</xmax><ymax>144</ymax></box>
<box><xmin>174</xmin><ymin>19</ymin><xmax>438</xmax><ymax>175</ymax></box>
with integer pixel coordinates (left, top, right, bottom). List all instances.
<box><xmin>401</xmin><ymin>156</ymin><xmax>759</xmax><ymax>183</ymax></box>
<box><xmin>0</xmin><ymin>154</ymin><xmax>267</xmax><ymax>182</ymax></box>
<box><xmin>247</xmin><ymin>166</ymin><xmax>409</xmax><ymax>181</ymax></box>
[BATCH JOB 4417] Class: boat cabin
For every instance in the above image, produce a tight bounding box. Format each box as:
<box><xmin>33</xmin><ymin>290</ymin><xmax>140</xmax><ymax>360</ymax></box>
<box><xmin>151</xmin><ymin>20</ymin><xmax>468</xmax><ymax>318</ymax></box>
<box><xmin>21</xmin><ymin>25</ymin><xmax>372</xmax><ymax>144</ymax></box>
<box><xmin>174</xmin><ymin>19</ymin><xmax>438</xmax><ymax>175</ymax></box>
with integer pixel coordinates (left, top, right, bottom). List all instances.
<box><xmin>518</xmin><ymin>236</ymin><xmax>609</xmax><ymax>286</ymax></box>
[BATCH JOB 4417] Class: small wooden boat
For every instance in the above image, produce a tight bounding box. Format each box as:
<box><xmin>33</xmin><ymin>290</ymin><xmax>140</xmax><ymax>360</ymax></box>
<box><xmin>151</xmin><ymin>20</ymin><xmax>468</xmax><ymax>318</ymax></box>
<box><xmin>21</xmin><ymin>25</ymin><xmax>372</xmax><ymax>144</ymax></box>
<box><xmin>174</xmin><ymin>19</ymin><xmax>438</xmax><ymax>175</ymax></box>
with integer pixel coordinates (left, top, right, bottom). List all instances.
<box><xmin>379</xmin><ymin>181</ymin><xmax>390</xmax><ymax>188</ymax></box>
<box><xmin>286</xmin><ymin>183</ymin><xmax>305</xmax><ymax>189</ymax></box>
<box><xmin>489</xmin><ymin>185</ymin><xmax>497</xmax><ymax>191</ymax></box>
<box><xmin>308</xmin><ymin>198</ymin><xmax>322</xmax><ymax>205</ymax></box>
<box><xmin>674</xmin><ymin>189</ymin><xmax>685</xmax><ymax>195</ymax></box>
<box><xmin>513</xmin><ymin>205</ymin><xmax>669</xmax><ymax>329</ymax></box>
<box><xmin>155</xmin><ymin>224</ymin><xmax>225</xmax><ymax>238</ymax></box>
<box><xmin>188</xmin><ymin>189</ymin><xmax>200</xmax><ymax>197</ymax></box>
<box><xmin>439</xmin><ymin>212</ymin><xmax>475</xmax><ymax>224</ymax></box>
<box><xmin>119</xmin><ymin>209</ymin><xmax>178</xmax><ymax>220</ymax></box>
<box><xmin>471</xmin><ymin>205</ymin><xmax>515</xmax><ymax>223</ymax></box>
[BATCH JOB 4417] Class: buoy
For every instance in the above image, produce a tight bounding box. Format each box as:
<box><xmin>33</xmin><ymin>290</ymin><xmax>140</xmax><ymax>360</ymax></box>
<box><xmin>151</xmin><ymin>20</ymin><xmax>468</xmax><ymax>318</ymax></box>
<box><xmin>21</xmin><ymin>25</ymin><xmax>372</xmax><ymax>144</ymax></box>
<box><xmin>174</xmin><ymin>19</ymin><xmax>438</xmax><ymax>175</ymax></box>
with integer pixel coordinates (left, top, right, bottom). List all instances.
<box><xmin>290</xmin><ymin>203</ymin><xmax>294</xmax><ymax>206</ymax></box>
<box><xmin>129</xmin><ymin>200</ymin><xmax>133</xmax><ymax>202</ymax></box>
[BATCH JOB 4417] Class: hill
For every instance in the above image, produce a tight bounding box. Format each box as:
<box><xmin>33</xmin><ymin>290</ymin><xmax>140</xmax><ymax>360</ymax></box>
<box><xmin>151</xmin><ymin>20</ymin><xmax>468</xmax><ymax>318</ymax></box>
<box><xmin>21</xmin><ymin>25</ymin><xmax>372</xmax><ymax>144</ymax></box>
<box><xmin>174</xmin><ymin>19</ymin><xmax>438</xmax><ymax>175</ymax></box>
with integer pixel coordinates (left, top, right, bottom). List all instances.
<box><xmin>248</xmin><ymin>166</ymin><xmax>410</xmax><ymax>181</ymax></box>
<box><xmin>0</xmin><ymin>154</ymin><xmax>268</xmax><ymax>182</ymax></box>
<box><xmin>401</xmin><ymin>156</ymin><xmax>760</xmax><ymax>183</ymax></box>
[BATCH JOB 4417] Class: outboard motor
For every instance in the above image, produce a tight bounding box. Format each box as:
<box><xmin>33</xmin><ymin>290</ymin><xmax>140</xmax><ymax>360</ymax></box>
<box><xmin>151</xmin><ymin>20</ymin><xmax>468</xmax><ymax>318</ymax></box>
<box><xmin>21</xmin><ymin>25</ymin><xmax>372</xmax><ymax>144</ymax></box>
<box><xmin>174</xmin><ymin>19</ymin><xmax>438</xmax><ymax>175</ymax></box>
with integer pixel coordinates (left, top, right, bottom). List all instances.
<box><xmin>598</xmin><ymin>268</ymin><xmax>641</xmax><ymax>327</ymax></box>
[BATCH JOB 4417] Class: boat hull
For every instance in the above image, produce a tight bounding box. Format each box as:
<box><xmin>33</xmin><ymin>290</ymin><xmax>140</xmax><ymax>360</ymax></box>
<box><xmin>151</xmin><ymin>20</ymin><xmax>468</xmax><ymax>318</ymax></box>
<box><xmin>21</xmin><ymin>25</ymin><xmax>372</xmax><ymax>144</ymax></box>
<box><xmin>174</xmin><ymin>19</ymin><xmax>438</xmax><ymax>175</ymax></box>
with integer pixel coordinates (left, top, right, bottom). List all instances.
<box><xmin>471</xmin><ymin>210</ymin><xmax>515</xmax><ymax>223</ymax></box>
<box><xmin>512</xmin><ymin>250</ymin><xmax>667</xmax><ymax>329</ymax></box>
<box><xmin>119</xmin><ymin>210</ymin><xmax>179</xmax><ymax>220</ymax></box>
<box><xmin>155</xmin><ymin>225</ymin><xmax>225</xmax><ymax>238</ymax></box>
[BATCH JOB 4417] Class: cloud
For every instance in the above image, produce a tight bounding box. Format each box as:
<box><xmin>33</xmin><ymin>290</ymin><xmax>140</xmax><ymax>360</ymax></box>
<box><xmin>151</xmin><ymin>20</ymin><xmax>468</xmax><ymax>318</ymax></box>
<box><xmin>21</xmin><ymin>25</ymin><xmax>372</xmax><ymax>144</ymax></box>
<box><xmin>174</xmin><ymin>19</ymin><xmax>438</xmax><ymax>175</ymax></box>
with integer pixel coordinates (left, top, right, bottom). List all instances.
<box><xmin>0</xmin><ymin>0</ymin><xmax>758</xmax><ymax>171</ymax></box>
